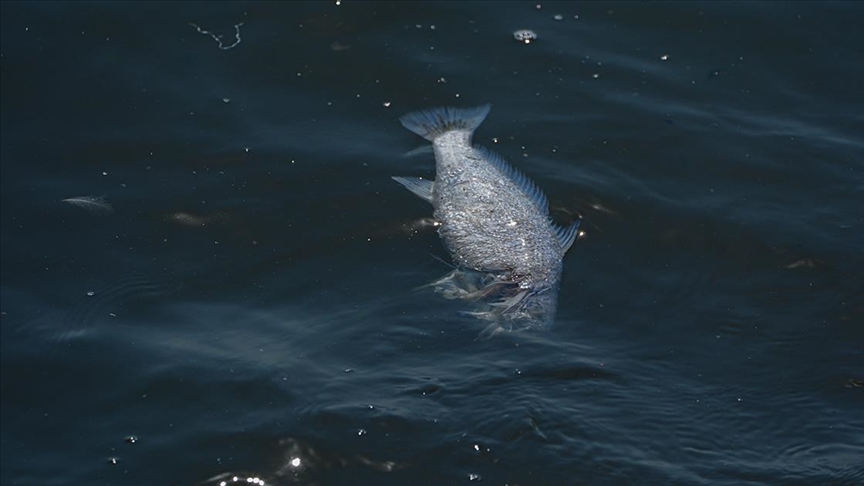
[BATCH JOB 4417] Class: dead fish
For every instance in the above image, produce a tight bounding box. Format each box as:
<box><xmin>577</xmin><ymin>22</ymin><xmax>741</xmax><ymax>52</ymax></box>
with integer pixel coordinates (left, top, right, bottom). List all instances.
<box><xmin>393</xmin><ymin>105</ymin><xmax>580</xmax><ymax>331</ymax></box>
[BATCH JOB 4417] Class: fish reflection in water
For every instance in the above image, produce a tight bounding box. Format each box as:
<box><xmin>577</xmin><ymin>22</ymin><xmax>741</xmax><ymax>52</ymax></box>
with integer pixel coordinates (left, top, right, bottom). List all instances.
<box><xmin>392</xmin><ymin>105</ymin><xmax>581</xmax><ymax>335</ymax></box>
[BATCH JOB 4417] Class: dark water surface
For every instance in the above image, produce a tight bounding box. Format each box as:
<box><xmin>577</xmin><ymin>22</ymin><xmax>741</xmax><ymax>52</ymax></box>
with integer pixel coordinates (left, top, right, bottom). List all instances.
<box><xmin>2</xmin><ymin>2</ymin><xmax>862</xmax><ymax>485</ymax></box>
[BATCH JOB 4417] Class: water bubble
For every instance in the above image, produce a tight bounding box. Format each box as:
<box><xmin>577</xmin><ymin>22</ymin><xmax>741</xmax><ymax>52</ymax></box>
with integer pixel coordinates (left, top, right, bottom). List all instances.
<box><xmin>513</xmin><ymin>29</ymin><xmax>537</xmax><ymax>44</ymax></box>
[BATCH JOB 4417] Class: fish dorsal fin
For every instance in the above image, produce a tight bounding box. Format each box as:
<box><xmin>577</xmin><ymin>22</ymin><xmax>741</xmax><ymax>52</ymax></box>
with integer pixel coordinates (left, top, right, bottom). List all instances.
<box><xmin>552</xmin><ymin>219</ymin><xmax>581</xmax><ymax>254</ymax></box>
<box><xmin>474</xmin><ymin>145</ymin><xmax>549</xmax><ymax>214</ymax></box>
<box><xmin>392</xmin><ymin>176</ymin><xmax>434</xmax><ymax>203</ymax></box>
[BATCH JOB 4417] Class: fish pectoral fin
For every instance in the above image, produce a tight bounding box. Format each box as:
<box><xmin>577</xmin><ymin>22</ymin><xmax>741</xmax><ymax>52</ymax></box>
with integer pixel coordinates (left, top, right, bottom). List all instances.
<box><xmin>392</xmin><ymin>176</ymin><xmax>434</xmax><ymax>203</ymax></box>
<box><xmin>403</xmin><ymin>145</ymin><xmax>434</xmax><ymax>158</ymax></box>
<box><xmin>490</xmin><ymin>289</ymin><xmax>529</xmax><ymax>311</ymax></box>
<box><xmin>553</xmin><ymin>218</ymin><xmax>581</xmax><ymax>254</ymax></box>
<box><xmin>475</xmin><ymin>322</ymin><xmax>507</xmax><ymax>340</ymax></box>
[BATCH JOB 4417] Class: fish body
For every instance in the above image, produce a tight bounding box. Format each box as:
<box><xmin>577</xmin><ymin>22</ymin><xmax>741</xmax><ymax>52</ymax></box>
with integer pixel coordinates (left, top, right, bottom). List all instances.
<box><xmin>393</xmin><ymin>105</ymin><xmax>579</xmax><ymax>329</ymax></box>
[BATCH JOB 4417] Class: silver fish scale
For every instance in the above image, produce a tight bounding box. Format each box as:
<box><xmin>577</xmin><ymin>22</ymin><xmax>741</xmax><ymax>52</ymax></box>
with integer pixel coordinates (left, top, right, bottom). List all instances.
<box><xmin>431</xmin><ymin>131</ymin><xmax>563</xmax><ymax>290</ymax></box>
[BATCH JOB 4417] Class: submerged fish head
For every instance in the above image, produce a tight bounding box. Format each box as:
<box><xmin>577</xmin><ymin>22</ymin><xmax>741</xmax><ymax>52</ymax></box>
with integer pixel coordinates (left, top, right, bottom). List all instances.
<box><xmin>430</xmin><ymin>268</ymin><xmax>561</xmax><ymax>331</ymax></box>
<box><xmin>482</xmin><ymin>280</ymin><xmax>560</xmax><ymax>331</ymax></box>
<box><xmin>510</xmin><ymin>285</ymin><xmax>560</xmax><ymax>328</ymax></box>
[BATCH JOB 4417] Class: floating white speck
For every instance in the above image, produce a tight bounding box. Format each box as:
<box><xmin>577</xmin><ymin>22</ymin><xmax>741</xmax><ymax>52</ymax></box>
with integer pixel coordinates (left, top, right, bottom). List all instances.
<box><xmin>660</xmin><ymin>54</ymin><xmax>669</xmax><ymax>61</ymax></box>
<box><xmin>222</xmin><ymin>98</ymin><xmax>231</xmax><ymax>103</ymax></box>
<box><xmin>383</xmin><ymin>101</ymin><xmax>391</xmax><ymax>107</ymax></box>
<box><xmin>513</xmin><ymin>29</ymin><xmax>537</xmax><ymax>44</ymax></box>
<box><xmin>553</xmin><ymin>14</ymin><xmax>563</xmax><ymax>20</ymax></box>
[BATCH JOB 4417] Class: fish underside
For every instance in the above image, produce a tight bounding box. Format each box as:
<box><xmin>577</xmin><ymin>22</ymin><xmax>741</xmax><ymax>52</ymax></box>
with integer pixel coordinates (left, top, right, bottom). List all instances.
<box><xmin>393</xmin><ymin>105</ymin><xmax>580</xmax><ymax>335</ymax></box>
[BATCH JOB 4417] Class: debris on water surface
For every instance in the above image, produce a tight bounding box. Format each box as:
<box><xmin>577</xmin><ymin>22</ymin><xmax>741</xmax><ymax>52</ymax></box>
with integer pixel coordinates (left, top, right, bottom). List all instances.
<box><xmin>513</xmin><ymin>29</ymin><xmax>537</xmax><ymax>44</ymax></box>
<box><xmin>189</xmin><ymin>22</ymin><xmax>244</xmax><ymax>50</ymax></box>
<box><xmin>62</xmin><ymin>196</ymin><xmax>113</xmax><ymax>214</ymax></box>
<box><xmin>330</xmin><ymin>41</ymin><xmax>351</xmax><ymax>51</ymax></box>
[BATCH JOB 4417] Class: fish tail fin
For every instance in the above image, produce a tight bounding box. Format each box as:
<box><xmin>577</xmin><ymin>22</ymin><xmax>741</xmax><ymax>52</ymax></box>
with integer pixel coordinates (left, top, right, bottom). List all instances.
<box><xmin>399</xmin><ymin>104</ymin><xmax>491</xmax><ymax>141</ymax></box>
